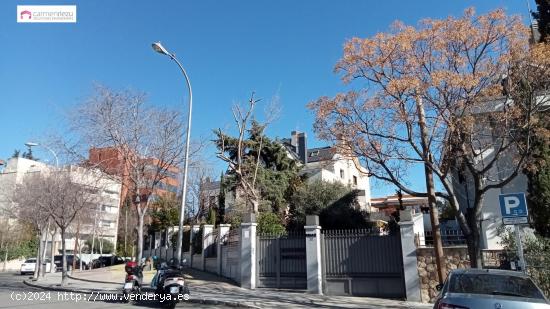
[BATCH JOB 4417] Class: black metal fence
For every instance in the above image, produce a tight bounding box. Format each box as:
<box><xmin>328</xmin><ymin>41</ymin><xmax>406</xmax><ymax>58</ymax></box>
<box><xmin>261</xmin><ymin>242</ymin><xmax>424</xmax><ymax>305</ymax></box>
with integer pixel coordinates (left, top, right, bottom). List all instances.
<box><xmin>220</xmin><ymin>229</ymin><xmax>240</xmax><ymax>283</ymax></box>
<box><xmin>322</xmin><ymin>228</ymin><xmax>405</xmax><ymax>298</ymax></box>
<box><xmin>204</xmin><ymin>230</ymin><xmax>218</xmax><ymax>258</ymax></box>
<box><xmin>420</xmin><ymin>229</ymin><xmax>467</xmax><ymax>246</ymax></box>
<box><xmin>256</xmin><ymin>231</ymin><xmax>307</xmax><ymax>289</ymax></box>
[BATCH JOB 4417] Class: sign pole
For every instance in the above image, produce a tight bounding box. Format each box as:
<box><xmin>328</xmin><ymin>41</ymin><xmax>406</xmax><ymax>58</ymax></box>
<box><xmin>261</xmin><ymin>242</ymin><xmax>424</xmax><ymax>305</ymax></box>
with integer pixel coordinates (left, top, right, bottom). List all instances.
<box><xmin>514</xmin><ymin>224</ymin><xmax>526</xmax><ymax>273</ymax></box>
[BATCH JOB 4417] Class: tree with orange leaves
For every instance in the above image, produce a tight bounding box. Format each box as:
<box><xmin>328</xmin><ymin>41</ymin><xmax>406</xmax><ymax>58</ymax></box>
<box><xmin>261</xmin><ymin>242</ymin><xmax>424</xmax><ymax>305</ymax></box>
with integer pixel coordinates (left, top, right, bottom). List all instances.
<box><xmin>309</xmin><ymin>8</ymin><xmax>550</xmax><ymax>268</ymax></box>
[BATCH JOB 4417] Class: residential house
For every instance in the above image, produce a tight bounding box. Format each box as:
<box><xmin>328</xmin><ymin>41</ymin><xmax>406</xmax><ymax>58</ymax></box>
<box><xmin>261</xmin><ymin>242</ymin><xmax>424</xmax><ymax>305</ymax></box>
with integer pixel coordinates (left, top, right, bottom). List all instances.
<box><xmin>215</xmin><ymin>131</ymin><xmax>374</xmax><ymax>218</ymax></box>
<box><xmin>282</xmin><ymin>131</ymin><xmax>373</xmax><ymax>212</ymax></box>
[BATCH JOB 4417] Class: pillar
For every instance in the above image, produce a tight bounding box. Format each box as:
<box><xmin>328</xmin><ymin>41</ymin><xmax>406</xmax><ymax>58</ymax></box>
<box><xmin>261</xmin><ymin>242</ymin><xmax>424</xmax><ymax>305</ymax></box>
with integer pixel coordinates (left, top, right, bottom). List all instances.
<box><xmin>305</xmin><ymin>215</ymin><xmax>323</xmax><ymax>294</ymax></box>
<box><xmin>202</xmin><ymin>224</ymin><xmax>214</xmax><ymax>272</ymax></box>
<box><xmin>240</xmin><ymin>213</ymin><xmax>257</xmax><ymax>289</ymax></box>
<box><xmin>399</xmin><ymin>210</ymin><xmax>421</xmax><ymax>302</ymax></box>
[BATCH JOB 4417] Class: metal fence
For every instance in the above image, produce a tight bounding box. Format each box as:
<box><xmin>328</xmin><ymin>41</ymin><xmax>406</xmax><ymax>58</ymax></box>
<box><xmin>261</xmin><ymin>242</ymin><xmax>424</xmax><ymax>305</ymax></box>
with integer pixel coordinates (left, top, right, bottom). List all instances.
<box><xmin>418</xmin><ymin>229</ymin><xmax>467</xmax><ymax>246</ymax></box>
<box><xmin>322</xmin><ymin>228</ymin><xmax>405</xmax><ymax>298</ymax></box>
<box><xmin>220</xmin><ymin>229</ymin><xmax>240</xmax><ymax>283</ymax></box>
<box><xmin>256</xmin><ymin>231</ymin><xmax>307</xmax><ymax>289</ymax></box>
<box><xmin>204</xmin><ymin>230</ymin><xmax>218</xmax><ymax>258</ymax></box>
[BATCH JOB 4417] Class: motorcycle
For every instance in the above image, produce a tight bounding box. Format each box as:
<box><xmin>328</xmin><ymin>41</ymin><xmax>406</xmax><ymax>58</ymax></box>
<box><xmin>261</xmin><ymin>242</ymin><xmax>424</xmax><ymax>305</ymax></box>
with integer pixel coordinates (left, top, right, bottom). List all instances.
<box><xmin>152</xmin><ymin>259</ymin><xmax>190</xmax><ymax>309</ymax></box>
<box><xmin>122</xmin><ymin>261</ymin><xmax>143</xmax><ymax>303</ymax></box>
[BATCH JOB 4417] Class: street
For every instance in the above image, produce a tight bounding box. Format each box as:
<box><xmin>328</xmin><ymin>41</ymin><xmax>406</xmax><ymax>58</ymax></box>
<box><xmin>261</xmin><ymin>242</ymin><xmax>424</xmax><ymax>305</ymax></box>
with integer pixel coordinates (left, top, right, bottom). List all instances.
<box><xmin>0</xmin><ymin>272</ymin><xmax>230</xmax><ymax>309</ymax></box>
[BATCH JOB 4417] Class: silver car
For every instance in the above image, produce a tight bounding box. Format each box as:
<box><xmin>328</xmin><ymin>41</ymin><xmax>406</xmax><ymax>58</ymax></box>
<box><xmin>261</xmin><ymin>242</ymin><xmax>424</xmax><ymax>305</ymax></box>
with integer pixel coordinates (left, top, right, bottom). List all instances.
<box><xmin>434</xmin><ymin>268</ymin><xmax>549</xmax><ymax>309</ymax></box>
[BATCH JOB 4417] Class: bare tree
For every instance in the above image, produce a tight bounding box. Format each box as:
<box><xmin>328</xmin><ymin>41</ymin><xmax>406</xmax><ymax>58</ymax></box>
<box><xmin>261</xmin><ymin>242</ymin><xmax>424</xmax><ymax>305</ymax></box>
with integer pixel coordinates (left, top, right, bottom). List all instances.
<box><xmin>12</xmin><ymin>173</ymin><xmax>53</xmax><ymax>280</ymax></box>
<box><xmin>215</xmin><ymin>92</ymin><xmax>280</xmax><ymax>214</ymax></box>
<box><xmin>15</xmin><ymin>169</ymin><xmax>102</xmax><ymax>285</ymax></box>
<box><xmin>70</xmin><ymin>86</ymin><xmax>186</xmax><ymax>263</ymax></box>
<box><xmin>309</xmin><ymin>9</ymin><xmax>547</xmax><ymax>268</ymax></box>
<box><xmin>187</xmin><ymin>161</ymin><xmax>215</xmax><ymax>223</ymax></box>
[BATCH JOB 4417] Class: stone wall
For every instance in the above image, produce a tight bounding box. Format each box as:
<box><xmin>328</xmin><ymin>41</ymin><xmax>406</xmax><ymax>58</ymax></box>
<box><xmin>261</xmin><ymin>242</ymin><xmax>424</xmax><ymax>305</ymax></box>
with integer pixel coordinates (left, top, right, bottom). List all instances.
<box><xmin>416</xmin><ymin>246</ymin><xmax>470</xmax><ymax>303</ymax></box>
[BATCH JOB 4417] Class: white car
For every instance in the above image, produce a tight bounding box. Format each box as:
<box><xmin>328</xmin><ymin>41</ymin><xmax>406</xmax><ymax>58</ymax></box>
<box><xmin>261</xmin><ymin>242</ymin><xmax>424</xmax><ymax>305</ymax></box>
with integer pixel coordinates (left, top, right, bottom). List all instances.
<box><xmin>20</xmin><ymin>258</ymin><xmax>51</xmax><ymax>275</ymax></box>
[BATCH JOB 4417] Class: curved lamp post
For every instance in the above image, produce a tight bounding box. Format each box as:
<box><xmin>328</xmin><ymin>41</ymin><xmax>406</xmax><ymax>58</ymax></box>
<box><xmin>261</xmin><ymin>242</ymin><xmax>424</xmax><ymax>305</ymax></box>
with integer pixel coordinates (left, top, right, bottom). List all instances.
<box><xmin>25</xmin><ymin>142</ymin><xmax>59</xmax><ymax>167</ymax></box>
<box><xmin>152</xmin><ymin>42</ymin><xmax>193</xmax><ymax>264</ymax></box>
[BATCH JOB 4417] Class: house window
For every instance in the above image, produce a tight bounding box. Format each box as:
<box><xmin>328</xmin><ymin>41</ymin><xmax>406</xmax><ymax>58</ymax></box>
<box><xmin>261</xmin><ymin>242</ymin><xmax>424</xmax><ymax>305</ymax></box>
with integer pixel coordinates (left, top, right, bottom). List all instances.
<box><xmin>353</xmin><ymin>176</ymin><xmax>357</xmax><ymax>185</ymax></box>
<box><xmin>340</xmin><ymin>169</ymin><xmax>344</xmax><ymax>179</ymax></box>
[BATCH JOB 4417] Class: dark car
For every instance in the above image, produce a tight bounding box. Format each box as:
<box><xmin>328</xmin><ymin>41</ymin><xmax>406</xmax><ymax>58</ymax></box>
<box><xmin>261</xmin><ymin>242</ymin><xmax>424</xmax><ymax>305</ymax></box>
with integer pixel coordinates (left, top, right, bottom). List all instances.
<box><xmin>94</xmin><ymin>255</ymin><xmax>125</xmax><ymax>268</ymax></box>
<box><xmin>434</xmin><ymin>268</ymin><xmax>549</xmax><ymax>309</ymax></box>
<box><xmin>53</xmin><ymin>255</ymin><xmax>86</xmax><ymax>271</ymax></box>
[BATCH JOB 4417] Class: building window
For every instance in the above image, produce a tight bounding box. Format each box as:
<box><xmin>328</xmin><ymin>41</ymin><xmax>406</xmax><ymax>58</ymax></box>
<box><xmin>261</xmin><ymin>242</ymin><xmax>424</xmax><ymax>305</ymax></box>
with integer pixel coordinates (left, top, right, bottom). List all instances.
<box><xmin>340</xmin><ymin>169</ymin><xmax>344</xmax><ymax>179</ymax></box>
<box><xmin>353</xmin><ymin>175</ymin><xmax>357</xmax><ymax>185</ymax></box>
<box><xmin>101</xmin><ymin>220</ymin><xmax>114</xmax><ymax>228</ymax></box>
<box><xmin>101</xmin><ymin>205</ymin><xmax>117</xmax><ymax>213</ymax></box>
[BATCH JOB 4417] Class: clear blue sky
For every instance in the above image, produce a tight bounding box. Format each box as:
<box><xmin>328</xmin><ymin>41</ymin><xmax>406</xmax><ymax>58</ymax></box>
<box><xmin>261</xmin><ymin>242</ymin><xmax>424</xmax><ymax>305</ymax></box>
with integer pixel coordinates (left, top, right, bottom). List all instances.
<box><xmin>0</xmin><ymin>0</ymin><xmax>533</xmax><ymax>197</ymax></box>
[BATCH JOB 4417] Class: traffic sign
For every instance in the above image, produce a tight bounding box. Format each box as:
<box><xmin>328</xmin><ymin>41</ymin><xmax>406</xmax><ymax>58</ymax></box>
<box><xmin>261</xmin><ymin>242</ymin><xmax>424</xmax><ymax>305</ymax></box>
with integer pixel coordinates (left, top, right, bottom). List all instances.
<box><xmin>502</xmin><ymin>217</ymin><xmax>528</xmax><ymax>225</ymax></box>
<box><xmin>499</xmin><ymin>193</ymin><xmax>528</xmax><ymax>219</ymax></box>
<box><xmin>499</xmin><ymin>192</ymin><xmax>528</xmax><ymax>273</ymax></box>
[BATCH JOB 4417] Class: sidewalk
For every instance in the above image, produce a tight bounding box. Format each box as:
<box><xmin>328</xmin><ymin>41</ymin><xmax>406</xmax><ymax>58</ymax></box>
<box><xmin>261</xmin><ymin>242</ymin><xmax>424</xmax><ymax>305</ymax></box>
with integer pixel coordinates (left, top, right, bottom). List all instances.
<box><xmin>25</xmin><ymin>267</ymin><xmax>432</xmax><ymax>309</ymax></box>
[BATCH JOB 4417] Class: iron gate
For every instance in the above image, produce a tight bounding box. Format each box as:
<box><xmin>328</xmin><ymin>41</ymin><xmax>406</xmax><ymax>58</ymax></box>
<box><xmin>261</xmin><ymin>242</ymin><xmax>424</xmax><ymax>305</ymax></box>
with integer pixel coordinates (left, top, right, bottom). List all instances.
<box><xmin>256</xmin><ymin>232</ymin><xmax>307</xmax><ymax>289</ymax></box>
<box><xmin>322</xmin><ymin>228</ymin><xmax>405</xmax><ymax>298</ymax></box>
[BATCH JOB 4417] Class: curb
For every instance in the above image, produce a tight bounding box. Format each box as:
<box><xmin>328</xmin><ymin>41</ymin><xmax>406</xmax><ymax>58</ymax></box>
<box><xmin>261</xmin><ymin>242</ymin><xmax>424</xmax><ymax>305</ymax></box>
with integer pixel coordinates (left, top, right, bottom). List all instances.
<box><xmin>67</xmin><ymin>274</ymin><xmax>120</xmax><ymax>285</ymax></box>
<box><xmin>23</xmin><ymin>279</ymin><xmax>260</xmax><ymax>308</ymax></box>
<box><xmin>23</xmin><ymin>279</ymin><xmax>118</xmax><ymax>295</ymax></box>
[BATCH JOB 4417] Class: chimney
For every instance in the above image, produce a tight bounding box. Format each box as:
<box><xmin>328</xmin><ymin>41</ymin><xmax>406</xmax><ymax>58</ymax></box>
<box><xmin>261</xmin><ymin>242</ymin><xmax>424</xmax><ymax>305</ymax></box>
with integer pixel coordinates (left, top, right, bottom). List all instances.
<box><xmin>291</xmin><ymin>131</ymin><xmax>307</xmax><ymax>164</ymax></box>
<box><xmin>298</xmin><ymin>132</ymin><xmax>307</xmax><ymax>164</ymax></box>
<box><xmin>291</xmin><ymin>131</ymin><xmax>298</xmax><ymax>149</ymax></box>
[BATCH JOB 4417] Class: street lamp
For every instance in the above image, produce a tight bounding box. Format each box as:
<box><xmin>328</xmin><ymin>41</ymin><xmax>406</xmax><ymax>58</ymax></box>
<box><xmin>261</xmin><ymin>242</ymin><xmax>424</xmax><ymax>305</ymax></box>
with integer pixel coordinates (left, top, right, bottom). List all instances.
<box><xmin>24</xmin><ymin>142</ymin><xmax>59</xmax><ymax>167</ymax></box>
<box><xmin>152</xmin><ymin>42</ymin><xmax>193</xmax><ymax>264</ymax></box>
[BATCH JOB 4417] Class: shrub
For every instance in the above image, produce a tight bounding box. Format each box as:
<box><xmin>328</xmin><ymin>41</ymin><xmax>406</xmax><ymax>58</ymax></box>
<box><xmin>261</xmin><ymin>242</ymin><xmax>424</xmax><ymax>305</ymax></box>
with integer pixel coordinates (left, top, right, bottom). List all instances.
<box><xmin>257</xmin><ymin>212</ymin><xmax>286</xmax><ymax>235</ymax></box>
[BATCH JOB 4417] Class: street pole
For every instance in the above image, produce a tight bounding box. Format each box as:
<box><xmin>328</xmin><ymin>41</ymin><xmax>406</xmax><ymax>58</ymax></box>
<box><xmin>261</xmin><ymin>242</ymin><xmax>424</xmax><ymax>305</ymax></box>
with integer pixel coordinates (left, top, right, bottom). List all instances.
<box><xmin>416</xmin><ymin>96</ymin><xmax>446</xmax><ymax>284</ymax></box>
<box><xmin>515</xmin><ymin>225</ymin><xmax>526</xmax><ymax>273</ymax></box>
<box><xmin>152</xmin><ymin>42</ymin><xmax>193</xmax><ymax>264</ymax></box>
<box><xmin>25</xmin><ymin>142</ymin><xmax>59</xmax><ymax>167</ymax></box>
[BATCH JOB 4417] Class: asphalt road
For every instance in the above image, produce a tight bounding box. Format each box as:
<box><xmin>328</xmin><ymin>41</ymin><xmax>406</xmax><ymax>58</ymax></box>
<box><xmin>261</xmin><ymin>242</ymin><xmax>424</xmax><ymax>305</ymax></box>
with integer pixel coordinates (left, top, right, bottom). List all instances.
<box><xmin>0</xmin><ymin>272</ymin><xmax>230</xmax><ymax>309</ymax></box>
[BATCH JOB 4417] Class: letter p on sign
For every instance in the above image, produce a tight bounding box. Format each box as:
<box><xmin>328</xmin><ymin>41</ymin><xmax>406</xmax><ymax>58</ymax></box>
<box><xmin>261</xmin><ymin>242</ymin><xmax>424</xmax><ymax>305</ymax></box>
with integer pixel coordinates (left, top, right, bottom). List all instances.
<box><xmin>504</xmin><ymin>196</ymin><xmax>520</xmax><ymax>214</ymax></box>
<box><xmin>499</xmin><ymin>193</ymin><xmax>528</xmax><ymax>218</ymax></box>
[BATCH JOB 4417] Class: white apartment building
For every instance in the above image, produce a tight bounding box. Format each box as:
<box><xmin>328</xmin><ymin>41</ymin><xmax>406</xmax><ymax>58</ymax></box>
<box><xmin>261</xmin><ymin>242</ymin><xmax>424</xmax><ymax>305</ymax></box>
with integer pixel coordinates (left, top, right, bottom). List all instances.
<box><xmin>0</xmin><ymin>157</ymin><xmax>121</xmax><ymax>256</ymax></box>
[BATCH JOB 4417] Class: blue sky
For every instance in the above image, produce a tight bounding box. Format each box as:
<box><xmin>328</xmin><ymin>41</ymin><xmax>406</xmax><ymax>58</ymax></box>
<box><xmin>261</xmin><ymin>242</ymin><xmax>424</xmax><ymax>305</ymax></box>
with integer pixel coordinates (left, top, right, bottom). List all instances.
<box><xmin>0</xmin><ymin>0</ymin><xmax>533</xmax><ymax>197</ymax></box>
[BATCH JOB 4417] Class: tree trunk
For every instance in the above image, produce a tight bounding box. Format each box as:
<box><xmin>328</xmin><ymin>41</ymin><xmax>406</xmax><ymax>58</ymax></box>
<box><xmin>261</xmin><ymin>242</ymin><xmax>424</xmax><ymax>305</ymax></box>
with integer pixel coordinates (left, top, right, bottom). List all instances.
<box><xmin>90</xmin><ymin>232</ymin><xmax>95</xmax><ymax>269</ymax></box>
<box><xmin>137</xmin><ymin>213</ymin><xmax>144</xmax><ymax>264</ymax></box>
<box><xmin>61</xmin><ymin>228</ymin><xmax>68</xmax><ymax>287</ymax></box>
<box><xmin>416</xmin><ymin>97</ymin><xmax>446</xmax><ymax>282</ymax></box>
<box><xmin>41</xmin><ymin>221</ymin><xmax>50</xmax><ymax>276</ymax></box>
<box><xmin>33</xmin><ymin>233</ymin><xmax>42</xmax><ymax>280</ymax></box>
<box><xmin>79</xmin><ymin>238</ymin><xmax>83</xmax><ymax>271</ymax></box>
<box><xmin>466</xmin><ymin>205</ymin><xmax>483</xmax><ymax>268</ymax></box>
<box><xmin>99</xmin><ymin>238</ymin><xmax>103</xmax><ymax>256</ymax></box>
<box><xmin>124</xmin><ymin>207</ymin><xmax>128</xmax><ymax>257</ymax></box>
<box><xmin>3</xmin><ymin>246</ymin><xmax>8</xmax><ymax>272</ymax></box>
<box><xmin>72</xmin><ymin>231</ymin><xmax>78</xmax><ymax>274</ymax></box>
<box><xmin>49</xmin><ymin>229</ymin><xmax>55</xmax><ymax>273</ymax></box>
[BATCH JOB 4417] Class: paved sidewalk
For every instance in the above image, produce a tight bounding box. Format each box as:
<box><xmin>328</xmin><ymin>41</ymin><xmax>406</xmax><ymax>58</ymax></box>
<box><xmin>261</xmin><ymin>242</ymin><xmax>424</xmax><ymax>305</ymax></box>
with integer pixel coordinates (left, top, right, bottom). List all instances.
<box><xmin>26</xmin><ymin>267</ymin><xmax>432</xmax><ymax>309</ymax></box>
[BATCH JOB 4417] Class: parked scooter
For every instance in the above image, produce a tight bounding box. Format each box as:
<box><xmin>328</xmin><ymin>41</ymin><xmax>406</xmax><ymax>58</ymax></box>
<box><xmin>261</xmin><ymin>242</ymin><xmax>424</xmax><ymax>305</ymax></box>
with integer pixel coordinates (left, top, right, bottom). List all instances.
<box><xmin>122</xmin><ymin>261</ymin><xmax>143</xmax><ymax>303</ymax></box>
<box><xmin>152</xmin><ymin>259</ymin><xmax>190</xmax><ymax>309</ymax></box>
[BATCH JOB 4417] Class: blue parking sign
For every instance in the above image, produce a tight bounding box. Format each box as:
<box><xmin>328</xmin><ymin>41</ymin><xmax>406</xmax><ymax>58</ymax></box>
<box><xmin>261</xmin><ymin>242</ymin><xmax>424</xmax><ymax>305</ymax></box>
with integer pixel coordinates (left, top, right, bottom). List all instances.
<box><xmin>499</xmin><ymin>193</ymin><xmax>528</xmax><ymax>218</ymax></box>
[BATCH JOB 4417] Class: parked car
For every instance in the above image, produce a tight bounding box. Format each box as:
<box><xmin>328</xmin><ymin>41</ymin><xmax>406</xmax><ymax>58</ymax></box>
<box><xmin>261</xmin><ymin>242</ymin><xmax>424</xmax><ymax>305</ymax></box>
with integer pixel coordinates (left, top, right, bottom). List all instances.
<box><xmin>53</xmin><ymin>255</ymin><xmax>86</xmax><ymax>271</ymax></box>
<box><xmin>434</xmin><ymin>268</ymin><xmax>550</xmax><ymax>309</ymax></box>
<box><xmin>20</xmin><ymin>258</ymin><xmax>51</xmax><ymax>275</ymax></box>
<box><xmin>92</xmin><ymin>255</ymin><xmax>125</xmax><ymax>268</ymax></box>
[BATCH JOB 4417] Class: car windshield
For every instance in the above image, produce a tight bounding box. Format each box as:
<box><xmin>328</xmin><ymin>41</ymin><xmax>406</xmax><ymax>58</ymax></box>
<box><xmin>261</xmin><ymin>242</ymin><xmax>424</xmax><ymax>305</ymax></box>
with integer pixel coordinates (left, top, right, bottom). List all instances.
<box><xmin>24</xmin><ymin>259</ymin><xmax>35</xmax><ymax>263</ymax></box>
<box><xmin>449</xmin><ymin>273</ymin><xmax>545</xmax><ymax>299</ymax></box>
